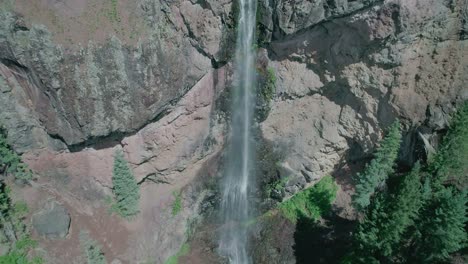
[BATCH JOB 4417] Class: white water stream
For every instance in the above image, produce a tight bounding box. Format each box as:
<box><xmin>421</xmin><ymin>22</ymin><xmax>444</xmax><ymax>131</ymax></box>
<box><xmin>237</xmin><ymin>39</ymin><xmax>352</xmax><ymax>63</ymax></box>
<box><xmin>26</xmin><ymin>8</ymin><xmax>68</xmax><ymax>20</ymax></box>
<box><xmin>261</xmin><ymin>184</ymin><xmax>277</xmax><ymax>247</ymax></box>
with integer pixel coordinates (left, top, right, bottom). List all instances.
<box><xmin>218</xmin><ymin>0</ymin><xmax>257</xmax><ymax>263</ymax></box>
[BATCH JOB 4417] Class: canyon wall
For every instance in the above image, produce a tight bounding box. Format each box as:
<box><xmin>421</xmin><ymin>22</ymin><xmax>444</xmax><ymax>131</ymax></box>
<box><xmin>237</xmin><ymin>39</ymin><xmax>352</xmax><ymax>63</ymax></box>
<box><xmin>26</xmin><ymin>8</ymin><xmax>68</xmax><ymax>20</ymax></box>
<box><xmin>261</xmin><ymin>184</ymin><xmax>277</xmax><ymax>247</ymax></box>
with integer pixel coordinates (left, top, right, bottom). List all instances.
<box><xmin>0</xmin><ymin>0</ymin><xmax>466</xmax><ymax>263</ymax></box>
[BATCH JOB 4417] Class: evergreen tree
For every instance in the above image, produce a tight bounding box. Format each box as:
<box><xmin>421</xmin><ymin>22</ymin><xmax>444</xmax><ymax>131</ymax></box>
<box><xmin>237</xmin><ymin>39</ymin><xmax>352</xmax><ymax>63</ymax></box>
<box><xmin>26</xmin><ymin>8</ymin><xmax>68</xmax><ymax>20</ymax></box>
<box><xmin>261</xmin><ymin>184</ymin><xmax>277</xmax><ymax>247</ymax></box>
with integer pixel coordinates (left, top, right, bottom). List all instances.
<box><xmin>353</xmin><ymin>121</ymin><xmax>402</xmax><ymax>211</ymax></box>
<box><xmin>412</xmin><ymin>188</ymin><xmax>467</xmax><ymax>263</ymax></box>
<box><xmin>352</xmin><ymin>164</ymin><xmax>423</xmax><ymax>262</ymax></box>
<box><xmin>0</xmin><ymin>127</ymin><xmax>32</xmax><ymax>181</ymax></box>
<box><xmin>429</xmin><ymin>102</ymin><xmax>468</xmax><ymax>190</ymax></box>
<box><xmin>112</xmin><ymin>150</ymin><xmax>140</xmax><ymax>218</ymax></box>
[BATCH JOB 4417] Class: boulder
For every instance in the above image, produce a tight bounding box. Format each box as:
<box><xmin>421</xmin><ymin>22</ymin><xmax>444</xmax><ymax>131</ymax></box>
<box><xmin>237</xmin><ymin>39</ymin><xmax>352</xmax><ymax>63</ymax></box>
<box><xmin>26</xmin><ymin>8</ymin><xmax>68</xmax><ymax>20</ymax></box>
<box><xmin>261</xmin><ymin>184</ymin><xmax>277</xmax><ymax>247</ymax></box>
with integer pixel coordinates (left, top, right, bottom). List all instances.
<box><xmin>32</xmin><ymin>201</ymin><xmax>71</xmax><ymax>239</ymax></box>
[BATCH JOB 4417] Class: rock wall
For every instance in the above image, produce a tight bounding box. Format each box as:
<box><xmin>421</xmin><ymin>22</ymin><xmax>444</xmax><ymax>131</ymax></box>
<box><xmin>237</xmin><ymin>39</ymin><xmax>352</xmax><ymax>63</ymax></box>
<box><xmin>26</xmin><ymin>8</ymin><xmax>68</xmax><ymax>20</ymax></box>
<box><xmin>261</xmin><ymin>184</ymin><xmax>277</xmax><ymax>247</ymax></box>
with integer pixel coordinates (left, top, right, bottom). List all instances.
<box><xmin>0</xmin><ymin>0</ymin><xmax>467</xmax><ymax>263</ymax></box>
<box><xmin>260</xmin><ymin>0</ymin><xmax>467</xmax><ymax>197</ymax></box>
<box><xmin>0</xmin><ymin>0</ymin><xmax>233</xmax><ymax>152</ymax></box>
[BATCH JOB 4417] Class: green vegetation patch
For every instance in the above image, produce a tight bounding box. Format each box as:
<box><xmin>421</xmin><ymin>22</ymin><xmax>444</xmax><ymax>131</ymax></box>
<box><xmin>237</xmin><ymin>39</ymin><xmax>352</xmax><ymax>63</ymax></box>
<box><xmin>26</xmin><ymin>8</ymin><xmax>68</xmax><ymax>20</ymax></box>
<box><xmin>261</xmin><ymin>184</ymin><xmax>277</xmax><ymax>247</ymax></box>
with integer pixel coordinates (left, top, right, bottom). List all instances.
<box><xmin>0</xmin><ymin>127</ymin><xmax>33</xmax><ymax>182</ymax></box>
<box><xmin>107</xmin><ymin>0</ymin><xmax>120</xmax><ymax>23</ymax></box>
<box><xmin>346</xmin><ymin>105</ymin><xmax>468</xmax><ymax>263</ymax></box>
<box><xmin>171</xmin><ymin>191</ymin><xmax>182</xmax><ymax>216</ymax></box>
<box><xmin>256</xmin><ymin>66</ymin><xmax>277</xmax><ymax>121</ymax></box>
<box><xmin>353</xmin><ymin>164</ymin><xmax>424</xmax><ymax>260</ymax></box>
<box><xmin>279</xmin><ymin>176</ymin><xmax>337</xmax><ymax>223</ymax></box>
<box><xmin>164</xmin><ymin>243</ymin><xmax>190</xmax><ymax>264</ymax></box>
<box><xmin>0</xmin><ymin>184</ymin><xmax>43</xmax><ymax>264</ymax></box>
<box><xmin>265</xmin><ymin>176</ymin><xmax>289</xmax><ymax>198</ymax></box>
<box><xmin>111</xmin><ymin>150</ymin><xmax>140</xmax><ymax>218</ymax></box>
<box><xmin>80</xmin><ymin>231</ymin><xmax>107</xmax><ymax>264</ymax></box>
<box><xmin>353</xmin><ymin>120</ymin><xmax>401</xmax><ymax>211</ymax></box>
<box><xmin>263</xmin><ymin>67</ymin><xmax>277</xmax><ymax>103</ymax></box>
<box><xmin>429</xmin><ymin>102</ymin><xmax>468</xmax><ymax>189</ymax></box>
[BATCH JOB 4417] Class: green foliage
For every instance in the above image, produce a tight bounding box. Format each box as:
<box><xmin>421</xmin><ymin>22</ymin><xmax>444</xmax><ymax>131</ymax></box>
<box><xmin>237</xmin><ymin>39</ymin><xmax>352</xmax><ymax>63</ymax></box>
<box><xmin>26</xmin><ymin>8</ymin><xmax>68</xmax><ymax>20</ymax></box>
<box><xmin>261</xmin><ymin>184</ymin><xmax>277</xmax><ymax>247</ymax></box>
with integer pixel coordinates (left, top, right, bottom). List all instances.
<box><xmin>171</xmin><ymin>191</ymin><xmax>182</xmax><ymax>216</ymax></box>
<box><xmin>112</xmin><ymin>150</ymin><xmax>140</xmax><ymax>218</ymax></box>
<box><xmin>265</xmin><ymin>176</ymin><xmax>289</xmax><ymax>198</ymax></box>
<box><xmin>80</xmin><ymin>232</ymin><xmax>107</xmax><ymax>264</ymax></box>
<box><xmin>412</xmin><ymin>188</ymin><xmax>467</xmax><ymax>263</ymax></box>
<box><xmin>263</xmin><ymin>67</ymin><xmax>277</xmax><ymax>103</ymax></box>
<box><xmin>0</xmin><ymin>185</ymin><xmax>11</xmax><ymax>217</ymax></box>
<box><xmin>0</xmin><ymin>236</ymin><xmax>43</xmax><ymax>264</ymax></box>
<box><xmin>346</xmin><ymin>108</ymin><xmax>468</xmax><ymax>263</ymax></box>
<box><xmin>279</xmin><ymin>176</ymin><xmax>337</xmax><ymax>222</ymax></box>
<box><xmin>0</xmin><ymin>184</ymin><xmax>42</xmax><ymax>264</ymax></box>
<box><xmin>107</xmin><ymin>0</ymin><xmax>120</xmax><ymax>23</ymax></box>
<box><xmin>256</xmin><ymin>67</ymin><xmax>277</xmax><ymax>120</ymax></box>
<box><xmin>353</xmin><ymin>164</ymin><xmax>424</xmax><ymax>261</ymax></box>
<box><xmin>353</xmin><ymin>120</ymin><xmax>402</xmax><ymax>211</ymax></box>
<box><xmin>429</xmin><ymin>102</ymin><xmax>468</xmax><ymax>189</ymax></box>
<box><xmin>163</xmin><ymin>243</ymin><xmax>190</xmax><ymax>264</ymax></box>
<box><xmin>0</xmin><ymin>128</ymin><xmax>33</xmax><ymax>182</ymax></box>
<box><xmin>407</xmin><ymin>102</ymin><xmax>468</xmax><ymax>262</ymax></box>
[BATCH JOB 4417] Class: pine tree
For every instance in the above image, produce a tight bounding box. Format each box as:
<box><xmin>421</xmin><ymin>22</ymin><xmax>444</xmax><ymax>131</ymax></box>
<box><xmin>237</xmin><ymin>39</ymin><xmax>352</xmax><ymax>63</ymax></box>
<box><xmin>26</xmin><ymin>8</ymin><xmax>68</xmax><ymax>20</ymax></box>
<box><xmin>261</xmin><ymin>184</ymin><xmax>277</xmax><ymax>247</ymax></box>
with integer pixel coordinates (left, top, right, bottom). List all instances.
<box><xmin>412</xmin><ymin>188</ymin><xmax>467</xmax><ymax>263</ymax></box>
<box><xmin>112</xmin><ymin>150</ymin><xmax>140</xmax><ymax>218</ymax></box>
<box><xmin>0</xmin><ymin>127</ymin><xmax>32</xmax><ymax>181</ymax></box>
<box><xmin>429</xmin><ymin>102</ymin><xmax>468</xmax><ymax>190</ymax></box>
<box><xmin>352</xmin><ymin>164</ymin><xmax>423</xmax><ymax>262</ymax></box>
<box><xmin>353</xmin><ymin>120</ymin><xmax>402</xmax><ymax>211</ymax></box>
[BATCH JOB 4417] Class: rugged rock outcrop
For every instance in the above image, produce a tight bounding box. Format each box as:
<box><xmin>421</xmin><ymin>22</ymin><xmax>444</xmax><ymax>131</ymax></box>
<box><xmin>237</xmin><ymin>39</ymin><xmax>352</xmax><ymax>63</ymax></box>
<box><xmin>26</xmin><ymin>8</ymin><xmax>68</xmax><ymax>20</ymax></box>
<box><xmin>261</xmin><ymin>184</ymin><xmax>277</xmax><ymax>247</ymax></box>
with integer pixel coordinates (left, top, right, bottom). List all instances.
<box><xmin>0</xmin><ymin>0</ymin><xmax>231</xmax><ymax>152</ymax></box>
<box><xmin>261</xmin><ymin>0</ymin><xmax>467</xmax><ymax>198</ymax></box>
<box><xmin>0</xmin><ymin>0</ymin><xmax>466</xmax><ymax>263</ymax></box>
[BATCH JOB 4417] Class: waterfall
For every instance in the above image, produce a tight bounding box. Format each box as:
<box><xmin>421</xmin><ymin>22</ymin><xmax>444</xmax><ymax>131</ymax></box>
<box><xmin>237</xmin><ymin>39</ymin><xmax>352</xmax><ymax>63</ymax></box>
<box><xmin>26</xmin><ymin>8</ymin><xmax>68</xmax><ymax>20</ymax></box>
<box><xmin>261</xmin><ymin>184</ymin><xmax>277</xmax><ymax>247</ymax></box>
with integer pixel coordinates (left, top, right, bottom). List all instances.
<box><xmin>218</xmin><ymin>0</ymin><xmax>257</xmax><ymax>263</ymax></box>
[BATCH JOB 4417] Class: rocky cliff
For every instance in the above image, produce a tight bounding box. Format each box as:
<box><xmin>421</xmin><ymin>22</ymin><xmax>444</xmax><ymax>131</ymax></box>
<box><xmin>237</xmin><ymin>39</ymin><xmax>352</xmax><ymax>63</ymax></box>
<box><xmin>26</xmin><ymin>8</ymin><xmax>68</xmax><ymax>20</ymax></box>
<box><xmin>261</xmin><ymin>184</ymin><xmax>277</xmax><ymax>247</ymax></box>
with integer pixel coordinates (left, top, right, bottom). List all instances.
<box><xmin>0</xmin><ymin>0</ymin><xmax>466</xmax><ymax>263</ymax></box>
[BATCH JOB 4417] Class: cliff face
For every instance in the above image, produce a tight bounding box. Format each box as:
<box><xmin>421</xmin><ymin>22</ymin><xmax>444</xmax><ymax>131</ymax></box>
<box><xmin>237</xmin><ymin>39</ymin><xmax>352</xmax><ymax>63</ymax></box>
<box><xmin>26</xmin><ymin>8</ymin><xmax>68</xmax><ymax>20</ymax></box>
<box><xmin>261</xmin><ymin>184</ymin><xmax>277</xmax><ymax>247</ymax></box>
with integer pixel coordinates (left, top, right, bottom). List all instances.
<box><xmin>261</xmin><ymin>0</ymin><xmax>467</xmax><ymax>199</ymax></box>
<box><xmin>0</xmin><ymin>0</ymin><xmax>466</xmax><ymax>263</ymax></box>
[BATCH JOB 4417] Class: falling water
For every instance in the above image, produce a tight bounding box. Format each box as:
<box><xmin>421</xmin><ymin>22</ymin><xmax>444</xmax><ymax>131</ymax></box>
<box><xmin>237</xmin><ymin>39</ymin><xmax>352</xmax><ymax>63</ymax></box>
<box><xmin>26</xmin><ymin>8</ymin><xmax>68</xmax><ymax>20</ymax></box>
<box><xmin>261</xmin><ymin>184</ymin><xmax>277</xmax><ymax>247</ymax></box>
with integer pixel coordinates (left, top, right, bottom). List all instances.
<box><xmin>218</xmin><ymin>0</ymin><xmax>257</xmax><ymax>263</ymax></box>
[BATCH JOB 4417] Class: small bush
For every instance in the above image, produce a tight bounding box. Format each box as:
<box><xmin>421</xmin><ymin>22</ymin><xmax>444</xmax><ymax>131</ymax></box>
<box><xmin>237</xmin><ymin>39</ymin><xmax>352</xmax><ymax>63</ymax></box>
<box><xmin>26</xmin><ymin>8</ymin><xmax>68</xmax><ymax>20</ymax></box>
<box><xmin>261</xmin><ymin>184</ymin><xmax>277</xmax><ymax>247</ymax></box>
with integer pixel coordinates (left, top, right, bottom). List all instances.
<box><xmin>265</xmin><ymin>176</ymin><xmax>289</xmax><ymax>198</ymax></box>
<box><xmin>263</xmin><ymin>67</ymin><xmax>277</xmax><ymax>102</ymax></box>
<box><xmin>0</xmin><ymin>127</ymin><xmax>33</xmax><ymax>182</ymax></box>
<box><xmin>0</xmin><ymin>184</ymin><xmax>42</xmax><ymax>264</ymax></box>
<box><xmin>164</xmin><ymin>243</ymin><xmax>190</xmax><ymax>264</ymax></box>
<box><xmin>107</xmin><ymin>0</ymin><xmax>120</xmax><ymax>23</ymax></box>
<box><xmin>112</xmin><ymin>150</ymin><xmax>140</xmax><ymax>218</ymax></box>
<box><xmin>80</xmin><ymin>232</ymin><xmax>107</xmax><ymax>264</ymax></box>
<box><xmin>279</xmin><ymin>176</ymin><xmax>337</xmax><ymax>222</ymax></box>
<box><xmin>171</xmin><ymin>191</ymin><xmax>182</xmax><ymax>216</ymax></box>
<box><xmin>256</xmin><ymin>67</ymin><xmax>277</xmax><ymax>121</ymax></box>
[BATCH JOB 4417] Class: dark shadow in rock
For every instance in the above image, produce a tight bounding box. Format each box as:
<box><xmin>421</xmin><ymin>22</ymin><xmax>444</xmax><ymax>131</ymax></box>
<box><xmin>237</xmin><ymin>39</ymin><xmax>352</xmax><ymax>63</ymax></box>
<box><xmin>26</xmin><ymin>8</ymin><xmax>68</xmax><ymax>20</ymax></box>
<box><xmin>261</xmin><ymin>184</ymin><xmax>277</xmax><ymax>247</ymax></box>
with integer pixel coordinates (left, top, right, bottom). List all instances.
<box><xmin>293</xmin><ymin>215</ymin><xmax>355</xmax><ymax>264</ymax></box>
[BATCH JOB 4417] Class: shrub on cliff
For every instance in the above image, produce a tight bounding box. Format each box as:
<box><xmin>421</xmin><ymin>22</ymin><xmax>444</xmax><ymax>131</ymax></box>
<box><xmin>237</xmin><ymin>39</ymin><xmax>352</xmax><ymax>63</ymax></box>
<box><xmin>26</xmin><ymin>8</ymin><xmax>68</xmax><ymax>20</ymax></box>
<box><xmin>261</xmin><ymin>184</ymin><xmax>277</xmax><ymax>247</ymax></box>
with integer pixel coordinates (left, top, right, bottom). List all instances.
<box><xmin>352</xmin><ymin>121</ymin><xmax>401</xmax><ymax>211</ymax></box>
<box><xmin>279</xmin><ymin>175</ymin><xmax>337</xmax><ymax>222</ymax></box>
<box><xmin>112</xmin><ymin>150</ymin><xmax>140</xmax><ymax>218</ymax></box>
<box><xmin>0</xmin><ymin>183</ymin><xmax>43</xmax><ymax>264</ymax></box>
<box><xmin>80</xmin><ymin>231</ymin><xmax>107</xmax><ymax>264</ymax></box>
<box><xmin>0</xmin><ymin>127</ymin><xmax>33</xmax><ymax>182</ymax></box>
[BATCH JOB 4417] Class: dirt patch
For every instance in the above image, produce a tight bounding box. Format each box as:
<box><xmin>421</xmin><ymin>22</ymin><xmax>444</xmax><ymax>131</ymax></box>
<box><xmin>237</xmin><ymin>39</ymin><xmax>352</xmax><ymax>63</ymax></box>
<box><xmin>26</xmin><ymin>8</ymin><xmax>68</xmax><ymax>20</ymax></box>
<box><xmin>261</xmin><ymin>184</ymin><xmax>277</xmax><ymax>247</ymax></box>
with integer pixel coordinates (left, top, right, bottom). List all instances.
<box><xmin>18</xmin><ymin>181</ymin><xmax>130</xmax><ymax>264</ymax></box>
<box><xmin>331</xmin><ymin>161</ymin><xmax>365</xmax><ymax>220</ymax></box>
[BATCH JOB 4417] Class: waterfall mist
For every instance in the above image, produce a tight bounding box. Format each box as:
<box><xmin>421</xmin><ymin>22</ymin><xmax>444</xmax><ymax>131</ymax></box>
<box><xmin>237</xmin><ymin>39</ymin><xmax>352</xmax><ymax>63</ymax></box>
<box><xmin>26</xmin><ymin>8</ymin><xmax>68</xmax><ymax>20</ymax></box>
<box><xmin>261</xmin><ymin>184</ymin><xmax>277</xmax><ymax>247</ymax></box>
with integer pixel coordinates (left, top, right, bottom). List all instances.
<box><xmin>218</xmin><ymin>0</ymin><xmax>257</xmax><ymax>263</ymax></box>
